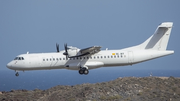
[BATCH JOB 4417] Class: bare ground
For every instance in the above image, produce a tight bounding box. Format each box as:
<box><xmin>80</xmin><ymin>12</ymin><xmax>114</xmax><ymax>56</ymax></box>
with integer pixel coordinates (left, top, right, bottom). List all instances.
<box><xmin>1</xmin><ymin>76</ymin><xmax>180</xmax><ymax>101</ymax></box>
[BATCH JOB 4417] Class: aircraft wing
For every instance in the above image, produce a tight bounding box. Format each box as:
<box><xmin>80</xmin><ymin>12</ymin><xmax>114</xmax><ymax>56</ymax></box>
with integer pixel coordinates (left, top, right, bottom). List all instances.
<box><xmin>80</xmin><ymin>46</ymin><xmax>101</xmax><ymax>54</ymax></box>
<box><xmin>69</xmin><ymin>46</ymin><xmax>101</xmax><ymax>58</ymax></box>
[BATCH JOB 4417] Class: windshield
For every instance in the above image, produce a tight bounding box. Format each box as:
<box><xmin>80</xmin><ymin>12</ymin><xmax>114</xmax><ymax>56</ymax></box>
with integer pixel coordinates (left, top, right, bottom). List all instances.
<box><xmin>14</xmin><ymin>57</ymin><xmax>24</xmax><ymax>60</ymax></box>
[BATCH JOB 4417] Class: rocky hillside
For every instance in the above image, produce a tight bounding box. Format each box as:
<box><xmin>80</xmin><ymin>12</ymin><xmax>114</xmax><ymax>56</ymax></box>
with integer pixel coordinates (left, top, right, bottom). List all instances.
<box><xmin>1</xmin><ymin>76</ymin><xmax>180</xmax><ymax>101</ymax></box>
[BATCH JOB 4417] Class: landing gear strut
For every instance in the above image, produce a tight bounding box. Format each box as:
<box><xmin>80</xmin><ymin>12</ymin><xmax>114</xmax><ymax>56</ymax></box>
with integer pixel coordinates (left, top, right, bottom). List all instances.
<box><xmin>79</xmin><ymin>68</ymin><xmax>89</xmax><ymax>75</ymax></box>
<box><xmin>15</xmin><ymin>72</ymin><xmax>19</xmax><ymax>76</ymax></box>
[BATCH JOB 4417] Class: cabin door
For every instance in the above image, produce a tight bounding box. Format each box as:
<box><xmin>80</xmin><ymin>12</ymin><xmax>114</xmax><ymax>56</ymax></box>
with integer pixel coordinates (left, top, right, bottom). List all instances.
<box><xmin>128</xmin><ymin>51</ymin><xmax>134</xmax><ymax>63</ymax></box>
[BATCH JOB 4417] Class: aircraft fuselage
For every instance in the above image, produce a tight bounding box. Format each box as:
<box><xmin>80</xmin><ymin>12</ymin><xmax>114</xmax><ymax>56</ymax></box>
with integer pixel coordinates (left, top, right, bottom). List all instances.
<box><xmin>7</xmin><ymin>50</ymin><xmax>173</xmax><ymax>71</ymax></box>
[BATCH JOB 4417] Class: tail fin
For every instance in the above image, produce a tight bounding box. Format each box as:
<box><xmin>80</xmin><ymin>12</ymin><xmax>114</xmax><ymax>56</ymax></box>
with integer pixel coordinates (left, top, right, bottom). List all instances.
<box><xmin>140</xmin><ymin>22</ymin><xmax>173</xmax><ymax>50</ymax></box>
<box><xmin>122</xmin><ymin>22</ymin><xmax>173</xmax><ymax>51</ymax></box>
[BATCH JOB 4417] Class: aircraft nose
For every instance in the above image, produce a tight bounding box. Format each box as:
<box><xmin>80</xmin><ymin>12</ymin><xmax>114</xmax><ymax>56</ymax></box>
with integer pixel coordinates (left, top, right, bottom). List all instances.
<box><xmin>6</xmin><ymin>62</ymin><xmax>12</xmax><ymax>69</ymax></box>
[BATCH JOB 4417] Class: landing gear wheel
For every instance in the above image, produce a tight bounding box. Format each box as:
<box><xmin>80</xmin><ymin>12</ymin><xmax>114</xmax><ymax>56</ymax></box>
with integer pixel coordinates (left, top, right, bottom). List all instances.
<box><xmin>79</xmin><ymin>67</ymin><xmax>89</xmax><ymax>75</ymax></box>
<box><xmin>15</xmin><ymin>72</ymin><xmax>19</xmax><ymax>76</ymax></box>
<box><xmin>84</xmin><ymin>69</ymin><xmax>89</xmax><ymax>75</ymax></box>
<box><xmin>79</xmin><ymin>69</ymin><xmax>84</xmax><ymax>75</ymax></box>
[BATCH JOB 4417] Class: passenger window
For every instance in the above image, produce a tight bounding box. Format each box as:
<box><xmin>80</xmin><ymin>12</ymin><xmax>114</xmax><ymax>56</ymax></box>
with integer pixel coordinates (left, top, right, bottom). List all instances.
<box><xmin>63</xmin><ymin>58</ymin><xmax>65</xmax><ymax>60</ymax></box>
<box><xmin>97</xmin><ymin>56</ymin><xmax>99</xmax><ymax>59</ymax></box>
<box><xmin>50</xmin><ymin>59</ymin><xmax>51</xmax><ymax>61</ymax></box>
<box><xmin>111</xmin><ymin>56</ymin><xmax>113</xmax><ymax>58</ymax></box>
<box><xmin>121</xmin><ymin>53</ymin><xmax>123</xmax><ymax>57</ymax></box>
<box><xmin>114</xmin><ymin>56</ymin><xmax>116</xmax><ymax>58</ymax></box>
<box><xmin>47</xmin><ymin>59</ymin><xmax>48</xmax><ymax>61</ymax></box>
<box><xmin>104</xmin><ymin>56</ymin><xmax>106</xmax><ymax>58</ymax></box>
<box><xmin>87</xmin><ymin>57</ymin><xmax>89</xmax><ymax>59</ymax></box>
<box><xmin>80</xmin><ymin>57</ymin><xmax>82</xmax><ymax>59</ymax></box>
<box><xmin>84</xmin><ymin>57</ymin><xmax>85</xmax><ymax>59</ymax></box>
<box><xmin>59</xmin><ymin>58</ymin><xmax>61</xmax><ymax>60</ymax></box>
<box><xmin>56</xmin><ymin>58</ymin><xmax>58</xmax><ymax>61</ymax></box>
<box><xmin>53</xmin><ymin>58</ymin><xmax>55</xmax><ymax>61</ymax></box>
<box><xmin>43</xmin><ymin>59</ymin><xmax>45</xmax><ymax>61</ymax></box>
<box><xmin>107</xmin><ymin>56</ymin><xmax>109</xmax><ymax>58</ymax></box>
<box><xmin>101</xmin><ymin>56</ymin><xmax>103</xmax><ymax>58</ymax></box>
<box><xmin>94</xmin><ymin>56</ymin><xmax>96</xmax><ymax>59</ymax></box>
<box><xmin>76</xmin><ymin>57</ymin><xmax>78</xmax><ymax>60</ymax></box>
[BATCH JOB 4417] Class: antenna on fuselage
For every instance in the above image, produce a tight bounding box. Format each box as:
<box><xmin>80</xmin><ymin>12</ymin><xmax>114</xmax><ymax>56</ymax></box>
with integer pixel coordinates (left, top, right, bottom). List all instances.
<box><xmin>27</xmin><ymin>51</ymin><xmax>29</xmax><ymax>54</ymax></box>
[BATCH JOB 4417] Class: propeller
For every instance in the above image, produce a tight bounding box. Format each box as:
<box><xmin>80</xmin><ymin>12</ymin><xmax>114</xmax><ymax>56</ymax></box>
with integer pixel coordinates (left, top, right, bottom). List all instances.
<box><xmin>63</xmin><ymin>43</ymin><xmax>69</xmax><ymax>59</ymax></box>
<box><xmin>56</xmin><ymin>43</ymin><xmax>59</xmax><ymax>52</ymax></box>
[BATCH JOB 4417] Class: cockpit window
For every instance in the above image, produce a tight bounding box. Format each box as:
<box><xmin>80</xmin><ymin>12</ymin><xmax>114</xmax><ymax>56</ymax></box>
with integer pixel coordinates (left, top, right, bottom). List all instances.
<box><xmin>14</xmin><ymin>57</ymin><xmax>18</xmax><ymax>60</ymax></box>
<box><xmin>14</xmin><ymin>57</ymin><xmax>24</xmax><ymax>60</ymax></box>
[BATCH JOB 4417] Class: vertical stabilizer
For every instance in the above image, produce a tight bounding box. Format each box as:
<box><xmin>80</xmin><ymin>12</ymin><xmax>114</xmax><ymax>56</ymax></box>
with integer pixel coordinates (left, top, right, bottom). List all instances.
<box><xmin>140</xmin><ymin>22</ymin><xmax>173</xmax><ymax>50</ymax></box>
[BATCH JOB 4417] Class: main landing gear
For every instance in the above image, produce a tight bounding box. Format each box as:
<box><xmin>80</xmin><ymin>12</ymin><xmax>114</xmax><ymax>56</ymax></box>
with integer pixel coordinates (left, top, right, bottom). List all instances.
<box><xmin>15</xmin><ymin>72</ymin><xmax>19</xmax><ymax>76</ymax></box>
<box><xmin>79</xmin><ymin>68</ymin><xmax>89</xmax><ymax>75</ymax></box>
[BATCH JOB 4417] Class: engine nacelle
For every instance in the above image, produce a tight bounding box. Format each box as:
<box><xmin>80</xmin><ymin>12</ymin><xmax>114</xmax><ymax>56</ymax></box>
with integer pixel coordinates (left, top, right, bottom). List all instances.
<box><xmin>67</xmin><ymin>46</ymin><xmax>81</xmax><ymax>57</ymax></box>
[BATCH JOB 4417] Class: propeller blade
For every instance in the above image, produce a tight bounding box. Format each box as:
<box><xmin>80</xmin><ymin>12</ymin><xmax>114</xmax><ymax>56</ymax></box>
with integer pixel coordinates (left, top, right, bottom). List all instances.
<box><xmin>56</xmin><ymin>43</ymin><xmax>59</xmax><ymax>52</ymax></box>
<box><xmin>63</xmin><ymin>43</ymin><xmax>69</xmax><ymax>60</ymax></box>
<box><xmin>66</xmin><ymin>55</ymin><xmax>68</xmax><ymax>60</ymax></box>
<box><xmin>63</xmin><ymin>43</ymin><xmax>67</xmax><ymax>55</ymax></box>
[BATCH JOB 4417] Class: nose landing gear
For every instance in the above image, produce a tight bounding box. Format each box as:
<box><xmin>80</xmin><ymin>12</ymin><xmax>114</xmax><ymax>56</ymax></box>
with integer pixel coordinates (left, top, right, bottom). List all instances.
<box><xmin>15</xmin><ymin>72</ymin><xmax>19</xmax><ymax>76</ymax></box>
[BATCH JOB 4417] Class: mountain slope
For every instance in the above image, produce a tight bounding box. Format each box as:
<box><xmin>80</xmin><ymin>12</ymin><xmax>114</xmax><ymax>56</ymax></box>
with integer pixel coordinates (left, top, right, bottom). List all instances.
<box><xmin>1</xmin><ymin>76</ymin><xmax>180</xmax><ymax>101</ymax></box>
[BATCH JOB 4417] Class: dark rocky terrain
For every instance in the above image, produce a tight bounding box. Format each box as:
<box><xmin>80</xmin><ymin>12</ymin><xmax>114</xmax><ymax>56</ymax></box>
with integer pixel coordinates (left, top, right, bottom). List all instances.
<box><xmin>1</xmin><ymin>76</ymin><xmax>180</xmax><ymax>101</ymax></box>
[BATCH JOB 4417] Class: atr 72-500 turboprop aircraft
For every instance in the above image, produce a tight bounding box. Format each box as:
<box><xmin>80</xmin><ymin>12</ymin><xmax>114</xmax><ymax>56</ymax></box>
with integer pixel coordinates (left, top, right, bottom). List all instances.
<box><xmin>7</xmin><ymin>22</ymin><xmax>174</xmax><ymax>76</ymax></box>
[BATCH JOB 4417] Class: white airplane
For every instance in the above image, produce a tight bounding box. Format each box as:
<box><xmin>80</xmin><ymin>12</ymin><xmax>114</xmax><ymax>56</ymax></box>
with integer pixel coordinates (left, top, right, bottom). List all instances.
<box><xmin>7</xmin><ymin>22</ymin><xmax>174</xmax><ymax>76</ymax></box>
